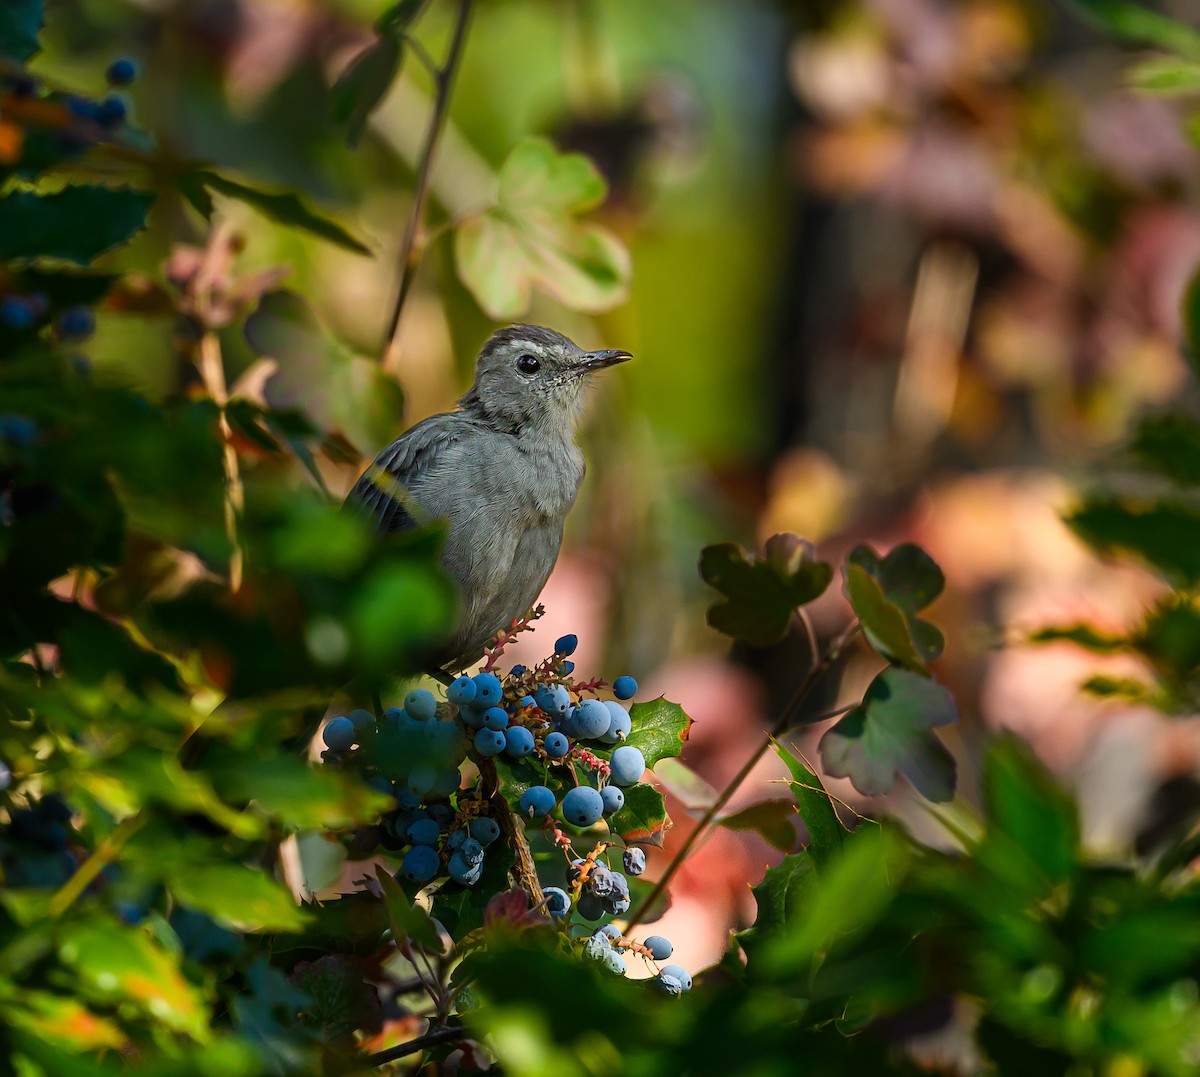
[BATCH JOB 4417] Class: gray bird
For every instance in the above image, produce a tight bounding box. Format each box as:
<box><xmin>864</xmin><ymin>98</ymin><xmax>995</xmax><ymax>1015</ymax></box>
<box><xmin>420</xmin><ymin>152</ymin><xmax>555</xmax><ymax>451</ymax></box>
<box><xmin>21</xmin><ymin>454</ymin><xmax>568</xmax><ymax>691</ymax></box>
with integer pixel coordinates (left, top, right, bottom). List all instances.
<box><xmin>347</xmin><ymin>324</ymin><xmax>632</xmax><ymax>672</ymax></box>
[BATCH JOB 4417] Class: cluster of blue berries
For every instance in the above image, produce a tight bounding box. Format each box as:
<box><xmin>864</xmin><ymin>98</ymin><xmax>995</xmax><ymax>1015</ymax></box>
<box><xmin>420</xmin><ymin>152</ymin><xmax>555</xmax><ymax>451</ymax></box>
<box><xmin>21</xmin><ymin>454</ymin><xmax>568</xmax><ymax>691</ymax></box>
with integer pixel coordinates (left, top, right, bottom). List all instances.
<box><xmin>577</xmin><ymin>922</ymin><xmax>690</xmax><ymax>992</ymax></box>
<box><xmin>0</xmin><ymin>293</ymin><xmax>95</xmax><ymax>341</ymax></box>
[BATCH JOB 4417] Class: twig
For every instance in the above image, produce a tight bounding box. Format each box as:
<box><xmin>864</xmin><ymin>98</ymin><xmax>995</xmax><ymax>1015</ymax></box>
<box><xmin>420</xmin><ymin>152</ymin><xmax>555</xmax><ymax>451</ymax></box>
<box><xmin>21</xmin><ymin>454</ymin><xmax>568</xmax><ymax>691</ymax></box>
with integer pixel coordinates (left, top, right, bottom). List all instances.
<box><xmin>198</xmin><ymin>330</ymin><xmax>244</xmax><ymax>592</ymax></box>
<box><xmin>623</xmin><ymin>620</ymin><xmax>860</xmax><ymax>935</ymax></box>
<box><xmin>363</xmin><ymin>1023</ymin><xmax>463</xmax><ymax>1067</ymax></box>
<box><xmin>380</xmin><ymin>0</ymin><xmax>475</xmax><ymax>360</ymax></box>
<box><xmin>48</xmin><ymin>811</ymin><xmax>146</xmax><ymax>918</ymax></box>
<box><xmin>480</xmin><ymin>758</ymin><xmax>545</xmax><ymax>908</ymax></box>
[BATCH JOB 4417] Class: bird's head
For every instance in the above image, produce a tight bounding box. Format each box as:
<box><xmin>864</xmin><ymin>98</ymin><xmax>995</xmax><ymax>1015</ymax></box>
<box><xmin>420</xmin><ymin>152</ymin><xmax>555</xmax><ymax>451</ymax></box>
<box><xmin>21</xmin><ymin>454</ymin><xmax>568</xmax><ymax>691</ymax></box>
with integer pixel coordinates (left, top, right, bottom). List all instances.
<box><xmin>460</xmin><ymin>324</ymin><xmax>632</xmax><ymax>434</ymax></box>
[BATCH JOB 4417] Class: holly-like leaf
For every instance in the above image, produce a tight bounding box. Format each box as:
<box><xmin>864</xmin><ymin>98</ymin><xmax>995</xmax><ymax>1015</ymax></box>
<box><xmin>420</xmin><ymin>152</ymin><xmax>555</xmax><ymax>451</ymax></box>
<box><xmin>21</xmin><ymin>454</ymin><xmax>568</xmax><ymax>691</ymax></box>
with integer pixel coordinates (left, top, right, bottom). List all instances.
<box><xmin>774</xmin><ymin>742</ymin><xmax>846</xmax><ymax>868</ymax></box>
<box><xmin>717</xmin><ymin>799</ymin><xmax>796</xmax><ymax>852</ymax></box>
<box><xmin>1067</xmin><ymin>497</ymin><xmax>1200</xmax><ymax>586</ymax></box>
<box><xmin>454</xmin><ymin>137</ymin><xmax>630</xmax><ymax>318</ymax></box>
<box><xmin>168</xmin><ymin>862</ymin><xmax>310</xmax><ymax>933</ymax></box>
<box><xmin>180</xmin><ymin>169</ymin><xmax>370</xmax><ymax>255</ymax></box>
<box><xmin>291</xmin><ymin>954</ymin><xmax>382</xmax><ymax>1040</ymax></box>
<box><xmin>0</xmin><ymin>0</ymin><xmax>43</xmax><ymax>62</ymax></box>
<box><xmin>607</xmin><ymin>783</ymin><xmax>671</xmax><ymax>848</ymax></box>
<box><xmin>58</xmin><ymin>920</ymin><xmax>209</xmax><ymax>1041</ymax></box>
<box><xmin>0</xmin><ymin>186</ymin><xmax>155</xmax><ymax>265</ymax></box>
<box><xmin>331</xmin><ymin>36</ymin><xmax>403</xmax><ymax>147</ymax></box>
<box><xmin>819</xmin><ymin>666</ymin><xmax>958</xmax><ymax>802</ymax></box>
<box><xmin>624</xmin><ymin>698</ymin><xmax>693</xmax><ymax>768</ymax></box>
<box><xmin>739</xmin><ymin>850</ymin><xmax>817</xmax><ymax>961</ymax></box>
<box><xmin>699</xmin><ymin>534</ymin><xmax>833</xmax><ymax>647</ymax></box>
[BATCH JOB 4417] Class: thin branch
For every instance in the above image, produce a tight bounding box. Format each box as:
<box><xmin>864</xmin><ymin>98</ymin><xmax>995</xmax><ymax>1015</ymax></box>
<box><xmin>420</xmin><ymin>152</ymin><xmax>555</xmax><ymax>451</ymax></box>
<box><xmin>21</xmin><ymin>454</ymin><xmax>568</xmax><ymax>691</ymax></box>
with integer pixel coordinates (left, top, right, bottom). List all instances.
<box><xmin>380</xmin><ymin>0</ymin><xmax>475</xmax><ymax>361</ymax></box>
<box><xmin>623</xmin><ymin>620</ymin><xmax>860</xmax><ymax>935</ymax></box>
<box><xmin>364</xmin><ymin>1023</ymin><xmax>463</xmax><ymax>1067</ymax></box>
<box><xmin>48</xmin><ymin>811</ymin><xmax>146</xmax><ymax>918</ymax></box>
<box><xmin>198</xmin><ymin>330</ymin><xmax>244</xmax><ymax>592</ymax></box>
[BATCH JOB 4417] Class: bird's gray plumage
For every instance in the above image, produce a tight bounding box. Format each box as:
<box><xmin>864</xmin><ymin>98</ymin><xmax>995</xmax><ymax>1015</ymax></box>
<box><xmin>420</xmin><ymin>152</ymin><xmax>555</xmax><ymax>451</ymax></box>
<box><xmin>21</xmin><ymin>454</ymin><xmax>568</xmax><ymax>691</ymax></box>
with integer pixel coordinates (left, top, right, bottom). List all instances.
<box><xmin>347</xmin><ymin>324</ymin><xmax>631</xmax><ymax>671</ymax></box>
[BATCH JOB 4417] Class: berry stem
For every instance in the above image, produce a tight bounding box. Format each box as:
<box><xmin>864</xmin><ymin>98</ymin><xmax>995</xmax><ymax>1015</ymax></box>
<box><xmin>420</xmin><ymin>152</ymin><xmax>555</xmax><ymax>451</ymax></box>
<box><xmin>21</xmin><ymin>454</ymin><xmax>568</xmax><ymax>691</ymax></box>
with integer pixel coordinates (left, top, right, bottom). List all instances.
<box><xmin>380</xmin><ymin>0</ymin><xmax>474</xmax><ymax>361</ymax></box>
<box><xmin>479</xmin><ymin>759</ymin><xmax>545</xmax><ymax>908</ymax></box>
<box><xmin>623</xmin><ymin>619</ymin><xmax>861</xmax><ymax>935</ymax></box>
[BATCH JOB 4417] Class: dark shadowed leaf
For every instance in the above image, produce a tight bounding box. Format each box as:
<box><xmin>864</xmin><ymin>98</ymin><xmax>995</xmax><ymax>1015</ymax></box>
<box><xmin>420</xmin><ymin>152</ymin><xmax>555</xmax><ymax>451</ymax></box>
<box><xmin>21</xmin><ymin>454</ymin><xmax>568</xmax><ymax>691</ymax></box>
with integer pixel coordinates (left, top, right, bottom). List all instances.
<box><xmin>376</xmin><ymin>0</ymin><xmax>424</xmax><ymax>32</ymax></box>
<box><xmin>819</xmin><ymin>667</ymin><xmax>958</xmax><ymax>801</ymax></box>
<box><xmin>699</xmin><ymin>534</ymin><xmax>832</xmax><ymax>647</ymax></box>
<box><xmin>0</xmin><ymin>186</ymin><xmax>154</xmax><ymax>264</ymax></box>
<box><xmin>846</xmin><ymin>543</ymin><xmax>945</xmax><ymax>669</ymax></box>
<box><xmin>182</xmin><ymin>169</ymin><xmax>370</xmax><ymax>255</ymax></box>
<box><xmin>624</xmin><ymin>698</ymin><xmax>693</xmax><ymax>768</ymax></box>
<box><xmin>846</xmin><ymin>564</ymin><xmax>927</xmax><ymax>672</ymax></box>
<box><xmin>718</xmin><ymin>799</ymin><xmax>796</xmax><ymax>852</ymax></box>
<box><xmin>1063</xmin><ymin>0</ymin><xmax>1200</xmax><ymax>58</ymax></box>
<box><xmin>291</xmin><ymin>954</ymin><xmax>382</xmax><ymax>1039</ymax></box>
<box><xmin>1029</xmin><ymin>623</ymin><xmax>1125</xmax><ymax>652</ymax></box>
<box><xmin>740</xmin><ymin>850</ymin><xmax>817</xmax><ymax>961</ymax></box>
<box><xmin>331</xmin><ymin>36</ymin><xmax>403</xmax><ymax>147</ymax></box>
<box><xmin>1067</xmin><ymin>497</ymin><xmax>1200</xmax><ymax>586</ymax></box>
<box><xmin>1130</xmin><ymin>413</ymin><xmax>1200</xmax><ymax>485</ymax></box>
<box><xmin>376</xmin><ymin>866</ymin><xmax>443</xmax><ymax>952</ymax></box>
<box><xmin>850</xmin><ymin>543</ymin><xmax>944</xmax><ymax>613</ymax></box>
<box><xmin>0</xmin><ymin>0</ymin><xmax>43</xmax><ymax>62</ymax></box>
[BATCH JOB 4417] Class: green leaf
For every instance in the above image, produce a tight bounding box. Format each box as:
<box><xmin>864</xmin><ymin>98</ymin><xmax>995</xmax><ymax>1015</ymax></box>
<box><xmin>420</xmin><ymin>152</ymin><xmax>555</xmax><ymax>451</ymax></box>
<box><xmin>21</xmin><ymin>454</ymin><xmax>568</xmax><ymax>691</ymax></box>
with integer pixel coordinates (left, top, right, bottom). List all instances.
<box><xmin>376</xmin><ymin>0</ymin><xmax>425</xmax><ymax>33</ymax></box>
<box><xmin>624</xmin><ymin>698</ymin><xmax>694</xmax><ymax>768</ymax></box>
<box><xmin>1067</xmin><ymin>497</ymin><xmax>1200</xmax><ymax>586</ymax></box>
<box><xmin>1063</xmin><ymin>0</ymin><xmax>1200</xmax><ymax>59</ymax></box>
<box><xmin>845</xmin><ymin>543</ymin><xmax>945</xmax><ymax>668</ymax></box>
<box><xmin>454</xmin><ymin>137</ymin><xmax>630</xmax><ymax>318</ymax></box>
<box><xmin>169</xmin><ymin>862</ymin><xmax>310</xmax><ymax>933</ymax></box>
<box><xmin>698</xmin><ymin>534</ymin><xmax>833</xmax><ymax>647</ymax></box>
<box><xmin>1187</xmin><ymin>269</ymin><xmax>1200</xmax><ymax>378</ymax></box>
<box><xmin>740</xmin><ymin>849</ymin><xmax>818</xmax><ymax>960</ymax></box>
<box><xmin>982</xmin><ymin>737</ymin><xmax>1078</xmax><ymax>889</ymax></box>
<box><xmin>182</xmin><ymin>169</ymin><xmax>370</xmax><ymax>255</ymax></box>
<box><xmin>0</xmin><ymin>0</ymin><xmax>43</xmax><ymax>62</ymax></box>
<box><xmin>375</xmin><ymin>865</ymin><xmax>443</xmax><ymax>952</ymax></box>
<box><xmin>1127</xmin><ymin>55</ymin><xmax>1200</xmax><ymax>94</ymax></box>
<box><xmin>1137</xmin><ymin>599</ymin><xmax>1200</xmax><ymax>678</ymax></box>
<box><xmin>331</xmin><ymin>36</ymin><xmax>403</xmax><ymax>147</ymax></box>
<box><xmin>58</xmin><ymin>920</ymin><xmax>210</xmax><ymax>1041</ymax></box>
<box><xmin>1130</xmin><ymin>414</ymin><xmax>1200</xmax><ymax>485</ymax></box>
<box><xmin>607</xmin><ymin>783</ymin><xmax>671</xmax><ymax>848</ymax></box>
<box><xmin>774</xmin><ymin>741</ymin><xmax>846</xmax><ymax>868</ymax></box>
<box><xmin>1028</xmin><ymin>623</ymin><xmax>1125</xmax><ymax>652</ymax></box>
<box><xmin>718</xmin><ymin>799</ymin><xmax>796</xmax><ymax>852</ymax></box>
<box><xmin>845</xmin><ymin>563</ymin><xmax>928</xmax><ymax>672</ymax></box>
<box><xmin>0</xmin><ymin>186</ymin><xmax>155</xmax><ymax>265</ymax></box>
<box><xmin>819</xmin><ymin>666</ymin><xmax>958</xmax><ymax>802</ymax></box>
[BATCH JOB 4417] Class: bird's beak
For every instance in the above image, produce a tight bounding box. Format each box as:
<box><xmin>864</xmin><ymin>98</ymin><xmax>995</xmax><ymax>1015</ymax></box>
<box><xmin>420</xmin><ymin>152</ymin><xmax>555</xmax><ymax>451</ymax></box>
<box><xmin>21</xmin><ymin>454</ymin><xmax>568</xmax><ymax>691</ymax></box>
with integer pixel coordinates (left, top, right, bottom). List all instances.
<box><xmin>577</xmin><ymin>349</ymin><xmax>633</xmax><ymax>372</ymax></box>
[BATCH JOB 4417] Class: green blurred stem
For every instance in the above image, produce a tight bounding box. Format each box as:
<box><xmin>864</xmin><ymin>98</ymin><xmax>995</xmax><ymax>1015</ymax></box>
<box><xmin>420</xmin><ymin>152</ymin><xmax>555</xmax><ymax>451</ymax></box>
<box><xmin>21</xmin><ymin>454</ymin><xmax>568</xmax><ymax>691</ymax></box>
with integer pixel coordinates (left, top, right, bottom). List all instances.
<box><xmin>48</xmin><ymin>811</ymin><xmax>146</xmax><ymax>919</ymax></box>
<box><xmin>623</xmin><ymin>616</ymin><xmax>860</xmax><ymax>936</ymax></box>
<box><xmin>381</xmin><ymin>0</ymin><xmax>475</xmax><ymax>360</ymax></box>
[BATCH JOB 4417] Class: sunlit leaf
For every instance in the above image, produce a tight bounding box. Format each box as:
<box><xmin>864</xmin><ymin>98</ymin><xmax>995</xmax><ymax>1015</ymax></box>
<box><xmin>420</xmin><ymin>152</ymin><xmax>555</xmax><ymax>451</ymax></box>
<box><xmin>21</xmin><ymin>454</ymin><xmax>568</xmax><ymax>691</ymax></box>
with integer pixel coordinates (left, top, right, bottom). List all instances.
<box><xmin>819</xmin><ymin>666</ymin><xmax>958</xmax><ymax>801</ymax></box>
<box><xmin>607</xmin><ymin>783</ymin><xmax>671</xmax><ymax>848</ymax></box>
<box><xmin>1064</xmin><ymin>0</ymin><xmax>1200</xmax><ymax>59</ymax></box>
<box><xmin>624</xmin><ymin>698</ymin><xmax>693</xmax><ymax>768</ymax></box>
<box><xmin>454</xmin><ymin>137</ymin><xmax>630</xmax><ymax>318</ymax></box>
<box><xmin>774</xmin><ymin>741</ymin><xmax>846</xmax><ymax>867</ymax></box>
<box><xmin>169</xmin><ymin>862</ymin><xmax>310</xmax><ymax>933</ymax></box>
<box><xmin>1127</xmin><ymin>55</ymin><xmax>1200</xmax><ymax>93</ymax></box>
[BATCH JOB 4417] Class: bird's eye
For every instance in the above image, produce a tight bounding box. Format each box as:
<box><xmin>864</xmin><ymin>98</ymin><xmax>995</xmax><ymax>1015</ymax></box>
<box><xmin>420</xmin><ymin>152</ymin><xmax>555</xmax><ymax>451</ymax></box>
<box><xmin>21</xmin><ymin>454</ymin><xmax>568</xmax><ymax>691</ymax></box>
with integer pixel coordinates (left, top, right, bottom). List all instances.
<box><xmin>516</xmin><ymin>354</ymin><xmax>540</xmax><ymax>375</ymax></box>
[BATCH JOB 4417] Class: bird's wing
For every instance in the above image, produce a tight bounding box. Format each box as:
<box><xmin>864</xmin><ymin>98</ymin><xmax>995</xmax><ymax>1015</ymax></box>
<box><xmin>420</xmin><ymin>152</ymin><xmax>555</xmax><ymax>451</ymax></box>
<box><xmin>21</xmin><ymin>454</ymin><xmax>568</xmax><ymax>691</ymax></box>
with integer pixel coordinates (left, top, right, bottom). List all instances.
<box><xmin>346</xmin><ymin>413</ymin><xmax>466</xmax><ymax>534</ymax></box>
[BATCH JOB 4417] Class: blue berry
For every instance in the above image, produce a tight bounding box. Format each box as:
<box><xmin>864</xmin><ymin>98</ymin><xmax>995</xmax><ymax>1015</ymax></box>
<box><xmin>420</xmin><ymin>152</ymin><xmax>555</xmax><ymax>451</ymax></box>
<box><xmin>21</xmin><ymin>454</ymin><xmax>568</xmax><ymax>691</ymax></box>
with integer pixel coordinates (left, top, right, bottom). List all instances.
<box><xmin>594</xmin><ymin>924</ymin><xmax>621</xmax><ymax>943</ymax></box>
<box><xmin>447</xmin><ymin>850</ymin><xmax>483</xmax><ymax>886</ymax></box>
<box><xmin>404</xmin><ymin>688</ymin><xmax>437</xmax><ymax>721</ymax></box>
<box><xmin>600</xmin><ymin>701</ymin><xmax>631</xmax><ymax>745</ymax></box>
<box><xmin>520</xmin><ymin>786</ymin><xmax>556</xmax><ymax>817</ymax></box>
<box><xmin>542</xmin><ymin>886</ymin><xmax>570</xmax><ymax>919</ymax></box>
<box><xmin>562</xmin><ymin>786</ymin><xmax>604</xmax><ymax>827</ymax></box>
<box><xmin>659</xmin><ymin>964</ymin><xmax>692</xmax><ymax>992</ymax></box>
<box><xmin>609</xmin><ymin>745</ymin><xmax>645</xmax><ymax>787</ymax></box>
<box><xmin>535</xmin><ymin>683</ymin><xmax>571</xmax><ymax>717</ymax></box>
<box><xmin>432</xmin><ymin>766</ymin><xmax>462</xmax><ymax>796</ymax></box>
<box><xmin>612</xmin><ymin>676</ymin><xmax>638</xmax><ymax>700</ymax></box>
<box><xmin>504</xmin><ymin>726</ymin><xmax>535</xmax><ymax>758</ymax></box>
<box><xmin>559</xmin><ymin>660</ymin><xmax>575</xmax><ymax>675</ymax></box>
<box><xmin>583</xmin><ymin>934</ymin><xmax>611</xmax><ymax>962</ymax></box>
<box><xmin>396</xmin><ymin>789</ymin><xmax>422</xmax><ymax>810</ymax></box>
<box><xmin>426</xmin><ymin>801</ymin><xmax>455</xmax><ymax>827</ymax></box>
<box><xmin>573</xmin><ymin>699</ymin><xmax>610</xmax><ymax>739</ymax></box>
<box><xmin>459</xmin><ymin>837</ymin><xmax>485</xmax><ymax>866</ymax></box>
<box><xmin>601</xmin><ymin>786</ymin><xmax>624</xmax><ymax>814</ymax></box>
<box><xmin>55</xmin><ymin>306</ymin><xmax>95</xmax><ymax>341</ymax></box>
<box><xmin>510</xmin><ymin>664</ymin><xmax>527</xmax><ymax>676</ymax></box>
<box><xmin>543</xmin><ymin>731</ymin><xmax>570</xmax><ymax>758</ymax></box>
<box><xmin>622</xmin><ymin>847</ymin><xmax>646</xmax><ymax>876</ymax></box>
<box><xmin>0</xmin><ymin>297</ymin><xmax>35</xmax><ymax>330</ymax></box>
<box><xmin>401</xmin><ymin>846</ymin><xmax>439</xmax><ymax>884</ymax></box>
<box><xmin>445</xmin><ymin>827</ymin><xmax>468</xmax><ymax>851</ymax></box>
<box><xmin>322</xmin><ymin>716</ymin><xmax>356</xmax><ymax>752</ymax></box>
<box><xmin>472</xmin><ymin>672</ymin><xmax>503</xmax><ymax>707</ymax></box>
<box><xmin>482</xmin><ymin>706</ymin><xmax>509</xmax><ymax>731</ymax></box>
<box><xmin>644</xmin><ymin>935</ymin><xmax>673</xmax><ymax>960</ymax></box>
<box><xmin>96</xmin><ymin>95</ymin><xmax>127</xmax><ymax>128</ymax></box>
<box><xmin>460</xmin><ymin>706</ymin><xmax>485</xmax><ymax>730</ymax></box>
<box><xmin>601</xmin><ymin>948</ymin><xmax>627</xmax><ymax>976</ymax></box>
<box><xmin>473</xmin><ymin>728</ymin><xmax>506</xmax><ymax>757</ymax></box>
<box><xmin>0</xmin><ymin>415</ymin><xmax>37</xmax><ymax>444</ymax></box>
<box><xmin>347</xmin><ymin>708</ymin><xmax>375</xmax><ymax>730</ymax></box>
<box><xmin>469</xmin><ymin>817</ymin><xmax>500</xmax><ymax>845</ymax></box>
<box><xmin>554</xmin><ymin>633</ymin><xmax>578</xmax><ymax>656</ymax></box>
<box><xmin>407</xmin><ymin>818</ymin><xmax>441</xmax><ymax>846</ymax></box>
<box><xmin>106</xmin><ymin>58</ymin><xmax>137</xmax><ymax>86</ymax></box>
<box><xmin>576</xmin><ymin>892</ymin><xmax>605</xmax><ymax>920</ymax></box>
<box><xmin>447</xmin><ymin>675</ymin><xmax>477</xmax><ymax>705</ymax></box>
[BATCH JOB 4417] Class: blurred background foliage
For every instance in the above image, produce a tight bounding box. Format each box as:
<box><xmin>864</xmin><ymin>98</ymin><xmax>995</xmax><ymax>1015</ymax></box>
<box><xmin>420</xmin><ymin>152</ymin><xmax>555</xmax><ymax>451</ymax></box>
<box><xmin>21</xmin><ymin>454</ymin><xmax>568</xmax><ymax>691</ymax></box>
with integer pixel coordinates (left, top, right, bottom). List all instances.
<box><xmin>8</xmin><ymin>0</ymin><xmax>1200</xmax><ymax>1072</ymax></box>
